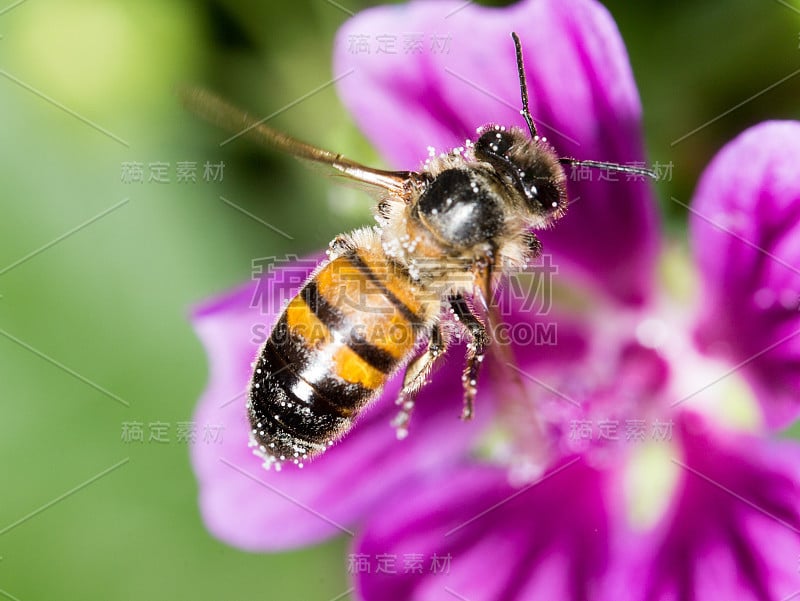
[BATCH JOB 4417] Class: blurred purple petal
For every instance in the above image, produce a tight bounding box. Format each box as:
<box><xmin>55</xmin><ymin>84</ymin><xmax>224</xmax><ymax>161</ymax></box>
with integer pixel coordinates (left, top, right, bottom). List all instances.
<box><xmin>626</xmin><ymin>413</ymin><xmax>800</xmax><ymax>600</ymax></box>
<box><xmin>334</xmin><ymin>0</ymin><xmax>659</xmax><ymax>304</ymax></box>
<box><xmin>355</xmin><ymin>458</ymin><xmax>621</xmax><ymax>601</ymax></box>
<box><xmin>190</xmin><ymin>261</ymin><xmax>489</xmax><ymax>550</ymax></box>
<box><xmin>691</xmin><ymin>121</ymin><xmax>800</xmax><ymax>428</ymax></box>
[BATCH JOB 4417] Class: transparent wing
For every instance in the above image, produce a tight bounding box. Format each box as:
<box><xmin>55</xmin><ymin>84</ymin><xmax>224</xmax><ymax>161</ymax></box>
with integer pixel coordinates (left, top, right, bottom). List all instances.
<box><xmin>180</xmin><ymin>86</ymin><xmax>416</xmax><ymax>197</ymax></box>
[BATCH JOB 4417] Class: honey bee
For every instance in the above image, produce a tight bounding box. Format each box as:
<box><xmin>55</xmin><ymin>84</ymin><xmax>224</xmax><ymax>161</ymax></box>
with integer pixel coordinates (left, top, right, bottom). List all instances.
<box><xmin>183</xmin><ymin>33</ymin><xmax>655</xmax><ymax>470</ymax></box>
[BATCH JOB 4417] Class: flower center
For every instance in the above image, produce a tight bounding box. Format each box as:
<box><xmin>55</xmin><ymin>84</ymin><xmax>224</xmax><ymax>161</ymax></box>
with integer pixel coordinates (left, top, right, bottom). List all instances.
<box><xmin>480</xmin><ymin>291</ymin><xmax>760</xmax><ymax>489</ymax></box>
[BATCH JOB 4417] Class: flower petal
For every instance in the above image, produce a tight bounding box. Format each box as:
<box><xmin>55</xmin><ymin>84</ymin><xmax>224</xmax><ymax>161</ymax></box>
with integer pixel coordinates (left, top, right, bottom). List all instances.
<box><xmin>691</xmin><ymin>121</ymin><xmax>800</xmax><ymax>429</ymax></box>
<box><xmin>334</xmin><ymin>0</ymin><xmax>659</xmax><ymax>304</ymax></box>
<box><xmin>623</xmin><ymin>412</ymin><xmax>800</xmax><ymax>600</ymax></box>
<box><xmin>354</xmin><ymin>458</ymin><xmax>622</xmax><ymax>601</ymax></box>
<box><xmin>190</xmin><ymin>260</ymin><xmax>489</xmax><ymax>550</ymax></box>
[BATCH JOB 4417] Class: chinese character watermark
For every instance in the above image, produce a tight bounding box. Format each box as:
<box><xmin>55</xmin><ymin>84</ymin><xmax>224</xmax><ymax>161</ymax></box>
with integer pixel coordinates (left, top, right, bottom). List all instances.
<box><xmin>346</xmin><ymin>32</ymin><xmax>453</xmax><ymax>55</ymax></box>
<box><xmin>121</xmin><ymin>161</ymin><xmax>225</xmax><ymax>184</ymax></box>
<box><xmin>347</xmin><ymin>553</ymin><xmax>453</xmax><ymax>575</ymax></box>
<box><xmin>120</xmin><ymin>421</ymin><xmax>224</xmax><ymax>444</ymax></box>
<box><xmin>567</xmin><ymin>161</ymin><xmax>673</xmax><ymax>182</ymax></box>
<box><xmin>567</xmin><ymin>418</ymin><xmax>674</xmax><ymax>444</ymax></box>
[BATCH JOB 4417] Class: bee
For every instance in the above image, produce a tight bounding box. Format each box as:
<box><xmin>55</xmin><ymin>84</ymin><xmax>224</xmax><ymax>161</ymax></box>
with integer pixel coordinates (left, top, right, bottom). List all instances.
<box><xmin>182</xmin><ymin>33</ymin><xmax>655</xmax><ymax>470</ymax></box>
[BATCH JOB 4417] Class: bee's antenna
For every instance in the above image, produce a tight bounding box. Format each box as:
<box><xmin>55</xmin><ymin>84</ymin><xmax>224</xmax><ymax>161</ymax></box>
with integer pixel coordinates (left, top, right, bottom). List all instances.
<box><xmin>558</xmin><ymin>158</ymin><xmax>658</xmax><ymax>180</ymax></box>
<box><xmin>511</xmin><ymin>32</ymin><xmax>537</xmax><ymax>139</ymax></box>
<box><xmin>510</xmin><ymin>33</ymin><xmax>657</xmax><ymax>181</ymax></box>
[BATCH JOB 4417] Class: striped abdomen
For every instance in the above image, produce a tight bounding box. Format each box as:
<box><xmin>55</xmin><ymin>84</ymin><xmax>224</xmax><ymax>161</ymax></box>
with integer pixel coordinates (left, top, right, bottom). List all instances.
<box><xmin>248</xmin><ymin>249</ymin><xmax>426</xmax><ymax>467</ymax></box>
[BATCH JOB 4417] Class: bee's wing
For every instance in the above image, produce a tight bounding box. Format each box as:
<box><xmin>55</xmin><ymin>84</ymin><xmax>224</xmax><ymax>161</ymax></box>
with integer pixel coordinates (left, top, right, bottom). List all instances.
<box><xmin>180</xmin><ymin>86</ymin><xmax>416</xmax><ymax>198</ymax></box>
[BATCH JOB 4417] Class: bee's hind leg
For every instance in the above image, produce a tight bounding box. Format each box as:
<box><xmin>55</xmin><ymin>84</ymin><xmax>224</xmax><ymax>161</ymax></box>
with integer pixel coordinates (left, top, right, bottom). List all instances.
<box><xmin>392</xmin><ymin>324</ymin><xmax>447</xmax><ymax>439</ymax></box>
<box><xmin>449</xmin><ymin>294</ymin><xmax>489</xmax><ymax>420</ymax></box>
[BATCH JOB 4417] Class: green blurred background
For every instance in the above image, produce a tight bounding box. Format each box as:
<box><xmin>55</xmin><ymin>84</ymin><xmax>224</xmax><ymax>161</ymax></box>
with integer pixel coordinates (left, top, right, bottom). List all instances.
<box><xmin>1</xmin><ymin>1</ymin><xmax>798</xmax><ymax>599</ymax></box>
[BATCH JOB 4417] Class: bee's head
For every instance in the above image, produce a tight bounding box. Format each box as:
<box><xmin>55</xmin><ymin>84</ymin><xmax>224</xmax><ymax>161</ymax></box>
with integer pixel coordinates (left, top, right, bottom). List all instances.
<box><xmin>474</xmin><ymin>125</ymin><xmax>567</xmax><ymax>226</ymax></box>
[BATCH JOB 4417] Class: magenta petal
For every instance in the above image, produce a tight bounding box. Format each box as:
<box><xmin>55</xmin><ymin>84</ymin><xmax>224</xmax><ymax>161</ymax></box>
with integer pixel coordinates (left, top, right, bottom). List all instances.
<box><xmin>334</xmin><ymin>0</ymin><xmax>659</xmax><ymax>304</ymax></box>
<box><xmin>628</xmin><ymin>413</ymin><xmax>800</xmax><ymax>600</ymax></box>
<box><xmin>691</xmin><ymin>121</ymin><xmax>800</xmax><ymax>428</ymax></box>
<box><xmin>354</xmin><ymin>458</ymin><xmax>622</xmax><ymax>601</ymax></box>
<box><xmin>190</xmin><ymin>262</ymin><xmax>488</xmax><ymax>551</ymax></box>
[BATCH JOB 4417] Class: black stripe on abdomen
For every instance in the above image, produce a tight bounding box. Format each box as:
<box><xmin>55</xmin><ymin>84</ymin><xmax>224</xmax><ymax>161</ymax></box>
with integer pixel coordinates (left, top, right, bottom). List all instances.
<box><xmin>301</xmin><ymin>279</ymin><xmax>399</xmax><ymax>374</ymax></box>
<box><xmin>346</xmin><ymin>252</ymin><xmax>424</xmax><ymax>327</ymax></box>
<box><xmin>248</xmin><ymin>313</ymin><xmax>376</xmax><ymax>458</ymax></box>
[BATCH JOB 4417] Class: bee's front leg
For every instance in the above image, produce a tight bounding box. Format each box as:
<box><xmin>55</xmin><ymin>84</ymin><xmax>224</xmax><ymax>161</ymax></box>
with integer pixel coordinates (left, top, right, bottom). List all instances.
<box><xmin>449</xmin><ymin>294</ymin><xmax>489</xmax><ymax>420</ymax></box>
<box><xmin>327</xmin><ymin>234</ymin><xmax>354</xmax><ymax>256</ymax></box>
<box><xmin>391</xmin><ymin>324</ymin><xmax>447</xmax><ymax>439</ymax></box>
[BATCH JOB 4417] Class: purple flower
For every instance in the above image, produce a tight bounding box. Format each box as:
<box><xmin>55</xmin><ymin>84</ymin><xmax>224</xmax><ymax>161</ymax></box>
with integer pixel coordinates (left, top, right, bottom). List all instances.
<box><xmin>190</xmin><ymin>0</ymin><xmax>800</xmax><ymax>598</ymax></box>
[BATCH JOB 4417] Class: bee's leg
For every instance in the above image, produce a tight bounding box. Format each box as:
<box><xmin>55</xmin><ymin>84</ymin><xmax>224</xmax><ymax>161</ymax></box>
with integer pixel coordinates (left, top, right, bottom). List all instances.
<box><xmin>449</xmin><ymin>294</ymin><xmax>489</xmax><ymax>420</ymax></box>
<box><xmin>327</xmin><ymin>234</ymin><xmax>354</xmax><ymax>256</ymax></box>
<box><xmin>523</xmin><ymin>231</ymin><xmax>542</xmax><ymax>260</ymax></box>
<box><xmin>391</xmin><ymin>324</ymin><xmax>447</xmax><ymax>439</ymax></box>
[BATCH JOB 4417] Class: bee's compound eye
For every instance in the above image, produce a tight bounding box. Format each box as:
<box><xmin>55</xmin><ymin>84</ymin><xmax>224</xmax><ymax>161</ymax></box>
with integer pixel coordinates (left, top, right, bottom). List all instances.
<box><xmin>537</xmin><ymin>198</ymin><xmax>560</xmax><ymax>215</ymax></box>
<box><xmin>525</xmin><ymin>180</ymin><xmax>563</xmax><ymax>218</ymax></box>
<box><xmin>518</xmin><ymin>171</ymin><xmax>539</xmax><ymax>201</ymax></box>
<box><xmin>475</xmin><ymin>128</ymin><xmax>514</xmax><ymax>159</ymax></box>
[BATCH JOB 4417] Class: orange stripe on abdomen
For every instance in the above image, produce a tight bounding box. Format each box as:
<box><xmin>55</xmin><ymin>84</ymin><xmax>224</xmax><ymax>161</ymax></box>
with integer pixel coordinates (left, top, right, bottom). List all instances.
<box><xmin>285</xmin><ymin>261</ymin><xmax>404</xmax><ymax>390</ymax></box>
